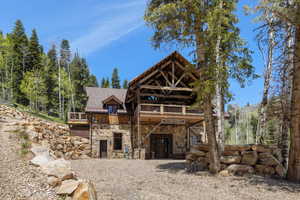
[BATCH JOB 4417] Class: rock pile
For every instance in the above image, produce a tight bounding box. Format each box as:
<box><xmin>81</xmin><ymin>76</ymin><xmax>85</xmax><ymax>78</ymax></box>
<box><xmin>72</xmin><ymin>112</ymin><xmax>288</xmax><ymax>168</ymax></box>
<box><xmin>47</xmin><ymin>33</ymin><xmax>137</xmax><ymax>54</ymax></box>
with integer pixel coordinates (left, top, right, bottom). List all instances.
<box><xmin>186</xmin><ymin>144</ymin><xmax>286</xmax><ymax>177</ymax></box>
<box><xmin>30</xmin><ymin>145</ymin><xmax>97</xmax><ymax>199</ymax></box>
<box><xmin>0</xmin><ymin>105</ymin><xmax>91</xmax><ymax>160</ymax></box>
<box><xmin>49</xmin><ymin>136</ymin><xmax>91</xmax><ymax>160</ymax></box>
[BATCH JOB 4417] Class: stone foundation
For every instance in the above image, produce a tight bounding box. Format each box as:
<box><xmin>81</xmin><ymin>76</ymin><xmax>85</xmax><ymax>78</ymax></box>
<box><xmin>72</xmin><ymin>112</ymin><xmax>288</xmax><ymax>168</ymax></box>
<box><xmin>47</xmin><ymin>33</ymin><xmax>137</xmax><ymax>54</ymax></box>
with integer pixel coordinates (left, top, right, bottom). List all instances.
<box><xmin>137</xmin><ymin>124</ymin><xmax>188</xmax><ymax>159</ymax></box>
<box><xmin>91</xmin><ymin>124</ymin><xmax>131</xmax><ymax>159</ymax></box>
<box><xmin>186</xmin><ymin>144</ymin><xmax>285</xmax><ymax>177</ymax></box>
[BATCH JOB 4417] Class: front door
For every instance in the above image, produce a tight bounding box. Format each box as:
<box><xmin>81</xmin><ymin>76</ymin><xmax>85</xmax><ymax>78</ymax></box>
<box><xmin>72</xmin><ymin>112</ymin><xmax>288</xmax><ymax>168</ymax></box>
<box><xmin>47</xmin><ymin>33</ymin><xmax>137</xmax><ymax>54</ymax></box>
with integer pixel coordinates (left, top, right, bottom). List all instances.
<box><xmin>99</xmin><ymin>140</ymin><xmax>107</xmax><ymax>158</ymax></box>
<box><xmin>150</xmin><ymin>134</ymin><xmax>172</xmax><ymax>159</ymax></box>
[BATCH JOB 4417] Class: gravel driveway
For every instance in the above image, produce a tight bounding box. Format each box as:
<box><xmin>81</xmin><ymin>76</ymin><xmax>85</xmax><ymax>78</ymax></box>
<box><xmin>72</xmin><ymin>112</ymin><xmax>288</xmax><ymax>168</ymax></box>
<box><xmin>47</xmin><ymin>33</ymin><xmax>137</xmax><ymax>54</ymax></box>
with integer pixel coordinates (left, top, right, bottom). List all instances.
<box><xmin>71</xmin><ymin>159</ymin><xmax>300</xmax><ymax>200</ymax></box>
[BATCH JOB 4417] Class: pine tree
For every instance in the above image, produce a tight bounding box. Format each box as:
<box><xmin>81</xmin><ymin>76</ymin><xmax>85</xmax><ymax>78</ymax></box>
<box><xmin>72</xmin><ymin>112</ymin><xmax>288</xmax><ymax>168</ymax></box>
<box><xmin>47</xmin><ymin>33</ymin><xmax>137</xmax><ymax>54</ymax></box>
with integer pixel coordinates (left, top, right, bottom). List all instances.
<box><xmin>28</xmin><ymin>29</ymin><xmax>42</xmax><ymax>71</ymax></box>
<box><xmin>145</xmin><ymin>0</ymin><xmax>255</xmax><ymax>173</ymax></box>
<box><xmin>111</xmin><ymin>68</ymin><xmax>120</xmax><ymax>88</ymax></box>
<box><xmin>10</xmin><ymin>19</ymin><xmax>28</xmax><ymax>103</ymax></box>
<box><xmin>88</xmin><ymin>75</ymin><xmax>98</xmax><ymax>87</ymax></box>
<box><xmin>59</xmin><ymin>39</ymin><xmax>74</xmax><ymax>112</ymax></box>
<box><xmin>60</xmin><ymin>39</ymin><xmax>71</xmax><ymax>70</ymax></box>
<box><xmin>46</xmin><ymin>44</ymin><xmax>58</xmax><ymax>111</ymax></box>
<box><xmin>101</xmin><ymin>78</ymin><xmax>106</xmax><ymax>88</ymax></box>
<box><xmin>104</xmin><ymin>77</ymin><xmax>110</xmax><ymax>88</ymax></box>
<box><xmin>70</xmin><ymin>54</ymin><xmax>90</xmax><ymax>110</ymax></box>
<box><xmin>123</xmin><ymin>79</ymin><xmax>128</xmax><ymax>89</ymax></box>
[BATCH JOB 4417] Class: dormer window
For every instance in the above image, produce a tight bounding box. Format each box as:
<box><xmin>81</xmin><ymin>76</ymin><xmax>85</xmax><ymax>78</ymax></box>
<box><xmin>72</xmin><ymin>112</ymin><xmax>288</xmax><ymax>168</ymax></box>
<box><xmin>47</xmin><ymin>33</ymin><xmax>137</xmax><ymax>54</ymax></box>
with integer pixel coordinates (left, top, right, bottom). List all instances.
<box><xmin>108</xmin><ymin>104</ymin><xmax>118</xmax><ymax>114</ymax></box>
<box><xmin>102</xmin><ymin>95</ymin><xmax>124</xmax><ymax>114</ymax></box>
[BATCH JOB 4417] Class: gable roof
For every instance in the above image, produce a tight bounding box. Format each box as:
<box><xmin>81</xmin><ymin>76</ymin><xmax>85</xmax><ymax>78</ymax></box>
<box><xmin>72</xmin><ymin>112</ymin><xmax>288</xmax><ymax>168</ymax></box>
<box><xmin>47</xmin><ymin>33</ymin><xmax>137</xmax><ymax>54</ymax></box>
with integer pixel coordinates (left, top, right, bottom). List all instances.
<box><xmin>102</xmin><ymin>95</ymin><xmax>123</xmax><ymax>105</ymax></box>
<box><xmin>85</xmin><ymin>87</ymin><xmax>127</xmax><ymax>112</ymax></box>
<box><xmin>128</xmin><ymin>51</ymin><xmax>197</xmax><ymax>88</ymax></box>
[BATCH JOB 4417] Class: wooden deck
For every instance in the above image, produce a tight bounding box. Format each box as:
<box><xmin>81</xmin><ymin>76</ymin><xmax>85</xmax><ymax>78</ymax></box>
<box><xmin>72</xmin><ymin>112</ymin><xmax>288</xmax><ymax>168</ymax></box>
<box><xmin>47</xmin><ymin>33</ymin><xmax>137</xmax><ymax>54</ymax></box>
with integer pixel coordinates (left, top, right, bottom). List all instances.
<box><xmin>139</xmin><ymin>104</ymin><xmax>204</xmax><ymax>123</ymax></box>
<box><xmin>67</xmin><ymin>112</ymin><xmax>89</xmax><ymax>124</ymax></box>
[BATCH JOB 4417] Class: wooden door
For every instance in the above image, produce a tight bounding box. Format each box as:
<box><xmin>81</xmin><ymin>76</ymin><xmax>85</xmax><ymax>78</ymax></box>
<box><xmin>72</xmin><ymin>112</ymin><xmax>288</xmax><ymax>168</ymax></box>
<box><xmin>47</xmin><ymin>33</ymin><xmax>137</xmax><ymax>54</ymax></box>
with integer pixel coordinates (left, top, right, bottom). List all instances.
<box><xmin>99</xmin><ymin>140</ymin><xmax>107</xmax><ymax>158</ymax></box>
<box><xmin>150</xmin><ymin>134</ymin><xmax>172</xmax><ymax>159</ymax></box>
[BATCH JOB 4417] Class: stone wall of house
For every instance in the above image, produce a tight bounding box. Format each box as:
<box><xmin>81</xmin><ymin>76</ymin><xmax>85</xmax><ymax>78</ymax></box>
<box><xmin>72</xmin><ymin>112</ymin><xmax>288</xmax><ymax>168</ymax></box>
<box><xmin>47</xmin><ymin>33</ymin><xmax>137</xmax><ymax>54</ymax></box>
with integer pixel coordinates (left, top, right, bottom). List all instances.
<box><xmin>91</xmin><ymin>124</ymin><xmax>131</xmax><ymax>159</ymax></box>
<box><xmin>186</xmin><ymin>144</ymin><xmax>285</xmax><ymax>177</ymax></box>
<box><xmin>139</xmin><ymin>124</ymin><xmax>188</xmax><ymax>159</ymax></box>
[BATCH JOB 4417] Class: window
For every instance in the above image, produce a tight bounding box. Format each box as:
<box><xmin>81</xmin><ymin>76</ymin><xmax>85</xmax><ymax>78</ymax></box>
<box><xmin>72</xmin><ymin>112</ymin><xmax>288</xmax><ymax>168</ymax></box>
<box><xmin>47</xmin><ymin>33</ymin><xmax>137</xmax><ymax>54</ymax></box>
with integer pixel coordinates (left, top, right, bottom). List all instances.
<box><xmin>108</xmin><ymin>104</ymin><xmax>118</xmax><ymax>114</ymax></box>
<box><xmin>113</xmin><ymin>133</ymin><xmax>122</xmax><ymax>150</ymax></box>
<box><xmin>191</xmin><ymin>135</ymin><xmax>202</xmax><ymax>145</ymax></box>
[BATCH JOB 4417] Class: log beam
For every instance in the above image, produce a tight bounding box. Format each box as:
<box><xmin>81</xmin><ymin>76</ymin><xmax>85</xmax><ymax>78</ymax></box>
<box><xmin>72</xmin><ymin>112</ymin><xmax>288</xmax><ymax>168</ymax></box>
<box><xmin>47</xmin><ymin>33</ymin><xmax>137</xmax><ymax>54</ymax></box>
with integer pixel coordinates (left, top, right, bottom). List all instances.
<box><xmin>140</xmin><ymin>85</ymin><xmax>193</xmax><ymax>92</ymax></box>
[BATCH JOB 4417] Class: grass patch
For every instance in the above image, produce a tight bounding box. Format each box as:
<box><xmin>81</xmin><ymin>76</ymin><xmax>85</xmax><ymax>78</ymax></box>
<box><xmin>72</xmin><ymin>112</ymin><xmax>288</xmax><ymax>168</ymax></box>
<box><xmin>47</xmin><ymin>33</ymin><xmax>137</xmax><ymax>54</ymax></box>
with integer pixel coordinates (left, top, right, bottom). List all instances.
<box><xmin>9</xmin><ymin>127</ymin><xmax>32</xmax><ymax>156</ymax></box>
<box><xmin>8</xmin><ymin>103</ymin><xmax>65</xmax><ymax>124</ymax></box>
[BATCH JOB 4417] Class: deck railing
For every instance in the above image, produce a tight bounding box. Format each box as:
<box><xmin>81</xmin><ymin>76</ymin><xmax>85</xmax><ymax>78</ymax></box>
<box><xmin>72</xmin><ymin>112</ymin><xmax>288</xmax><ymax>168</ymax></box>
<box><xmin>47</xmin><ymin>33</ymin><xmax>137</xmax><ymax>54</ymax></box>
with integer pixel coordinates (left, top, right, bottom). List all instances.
<box><xmin>68</xmin><ymin>112</ymin><xmax>88</xmax><ymax>122</ymax></box>
<box><xmin>140</xmin><ymin>104</ymin><xmax>203</xmax><ymax>116</ymax></box>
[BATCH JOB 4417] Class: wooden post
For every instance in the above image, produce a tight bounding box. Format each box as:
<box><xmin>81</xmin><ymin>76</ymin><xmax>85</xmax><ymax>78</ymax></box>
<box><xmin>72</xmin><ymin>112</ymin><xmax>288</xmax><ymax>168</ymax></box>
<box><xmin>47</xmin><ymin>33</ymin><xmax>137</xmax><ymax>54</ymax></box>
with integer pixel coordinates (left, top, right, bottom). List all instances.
<box><xmin>89</xmin><ymin>113</ymin><xmax>93</xmax><ymax>157</ymax></box>
<box><xmin>183</xmin><ymin>106</ymin><xmax>186</xmax><ymax>115</ymax></box>
<box><xmin>160</xmin><ymin>104</ymin><xmax>164</xmax><ymax>114</ymax></box>
<box><xmin>137</xmin><ymin>88</ymin><xmax>141</xmax><ymax>158</ymax></box>
<box><xmin>203</xmin><ymin>120</ymin><xmax>207</xmax><ymax>143</ymax></box>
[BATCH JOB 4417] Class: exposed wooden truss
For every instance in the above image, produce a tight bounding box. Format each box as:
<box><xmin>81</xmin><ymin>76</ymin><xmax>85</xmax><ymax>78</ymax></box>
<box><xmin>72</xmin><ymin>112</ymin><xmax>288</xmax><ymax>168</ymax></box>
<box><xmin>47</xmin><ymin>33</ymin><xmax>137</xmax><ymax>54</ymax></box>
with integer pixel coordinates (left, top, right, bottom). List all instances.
<box><xmin>140</xmin><ymin>85</ymin><xmax>193</xmax><ymax>92</ymax></box>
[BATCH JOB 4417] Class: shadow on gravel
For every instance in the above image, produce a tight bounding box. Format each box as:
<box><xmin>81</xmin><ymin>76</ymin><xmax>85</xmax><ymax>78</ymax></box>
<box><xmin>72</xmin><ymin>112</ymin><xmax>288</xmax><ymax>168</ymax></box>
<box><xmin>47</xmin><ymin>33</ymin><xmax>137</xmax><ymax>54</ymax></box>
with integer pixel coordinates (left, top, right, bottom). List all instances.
<box><xmin>156</xmin><ymin>161</ymin><xmax>187</xmax><ymax>174</ymax></box>
<box><xmin>234</xmin><ymin>175</ymin><xmax>300</xmax><ymax>193</ymax></box>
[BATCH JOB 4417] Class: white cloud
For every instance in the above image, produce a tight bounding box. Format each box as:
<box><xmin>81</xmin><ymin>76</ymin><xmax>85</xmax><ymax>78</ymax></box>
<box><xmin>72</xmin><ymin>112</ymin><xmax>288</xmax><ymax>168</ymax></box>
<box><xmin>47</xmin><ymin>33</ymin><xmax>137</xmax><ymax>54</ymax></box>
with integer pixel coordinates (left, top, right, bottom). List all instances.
<box><xmin>71</xmin><ymin>0</ymin><xmax>147</xmax><ymax>56</ymax></box>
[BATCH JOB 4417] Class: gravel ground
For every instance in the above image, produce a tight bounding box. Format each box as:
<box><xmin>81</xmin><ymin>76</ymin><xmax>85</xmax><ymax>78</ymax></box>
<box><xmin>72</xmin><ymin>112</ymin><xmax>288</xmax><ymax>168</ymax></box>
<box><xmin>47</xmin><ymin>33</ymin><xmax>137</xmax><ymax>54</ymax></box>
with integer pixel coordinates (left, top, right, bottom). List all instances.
<box><xmin>0</xmin><ymin>118</ymin><xmax>58</xmax><ymax>200</ymax></box>
<box><xmin>71</xmin><ymin>159</ymin><xmax>300</xmax><ymax>200</ymax></box>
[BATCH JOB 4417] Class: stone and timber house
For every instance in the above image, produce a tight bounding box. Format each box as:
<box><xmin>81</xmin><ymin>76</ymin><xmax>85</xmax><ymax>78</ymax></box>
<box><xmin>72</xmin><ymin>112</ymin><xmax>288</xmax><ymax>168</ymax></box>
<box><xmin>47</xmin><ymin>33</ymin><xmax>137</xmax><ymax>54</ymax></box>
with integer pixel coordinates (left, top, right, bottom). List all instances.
<box><xmin>68</xmin><ymin>51</ymin><xmax>207</xmax><ymax>159</ymax></box>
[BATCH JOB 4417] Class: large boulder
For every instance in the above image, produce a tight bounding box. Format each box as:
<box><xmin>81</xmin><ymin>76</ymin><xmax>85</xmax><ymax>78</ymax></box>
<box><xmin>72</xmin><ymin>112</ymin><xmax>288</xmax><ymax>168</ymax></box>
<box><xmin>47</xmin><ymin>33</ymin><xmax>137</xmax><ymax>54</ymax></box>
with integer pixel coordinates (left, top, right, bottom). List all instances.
<box><xmin>259</xmin><ymin>156</ymin><xmax>279</xmax><ymax>166</ymax></box>
<box><xmin>258</xmin><ymin>152</ymin><xmax>273</xmax><ymax>159</ymax></box>
<box><xmin>56</xmin><ymin>179</ymin><xmax>80</xmax><ymax>195</ymax></box>
<box><xmin>241</xmin><ymin>151</ymin><xmax>258</xmax><ymax>165</ymax></box>
<box><xmin>221</xmin><ymin>156</ymin><xmax>241</xmax><ymax>164</ymax></box>
<box><xmin>225</xmin><ymin>145</ymin><xmax>251</xmax><ymax>152</ymax></box>
<box><xmin>41</xmin><ymin>159</ymin><xmax>74</xmax><ymax>180</ymax></box>
<box><xmin>47</xmin><ymin>176</ymin><xmax>61</xmax><ymax>187</ymax></box>
<box><xmin>30</xmin><ymin>145</ymin><xmax>54</xmax><ymax>167</ymax></box>
<box><xmin>222</xmin><ymin>151</ymin><xmax>240</xmax><ymax>156</ymax></box>
<box><xmin>72</xmin><ymin>180</ymin><xmax>98</xmax><ymax>200</ymax></box>
<box><xmin>252</xmin><ymin>145</ymin><xmax>271</xmax><ymax>153</ymax></box>
<box><xmin>190</xmin><ymin>149</ymin><xmax>206</xmax><ymax>157</ymax></box>
<box><xmin>275</xmin><ymin>164</ymin><xmax>286</xmax><ymax>178</ymax></box>
<box><xmin>192</xmin><ymin>144</ymin><xmax>209</xmax><ymax>151</ymax></box>
<box><xmin>264</xmin><ymin>166</ymin><xmax>275</xmax><ymax>175</ymax></box>
<box><xmin>255</xmin><ymin>164</ymin><xmax>266</xmax><ymax>175</ymax></box>
<box><xmin>226</xmin><ymin>164</ymin><xmax>254</xmax><ymax>175</ymax></box>
<box><xmin>30</xmin><ymin>154</ymin><xmax>54</xmax><ymax>167</ymax></box>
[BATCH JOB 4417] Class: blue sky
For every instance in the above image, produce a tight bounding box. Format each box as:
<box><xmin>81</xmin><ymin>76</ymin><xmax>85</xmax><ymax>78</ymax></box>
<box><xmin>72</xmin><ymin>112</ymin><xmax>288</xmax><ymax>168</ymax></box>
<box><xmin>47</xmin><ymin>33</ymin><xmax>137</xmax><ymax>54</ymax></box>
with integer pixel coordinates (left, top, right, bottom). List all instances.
<box><xmin>0</xmin><ymin>0</ymin><xmax>263</xmax><ymax>106</ymax></box>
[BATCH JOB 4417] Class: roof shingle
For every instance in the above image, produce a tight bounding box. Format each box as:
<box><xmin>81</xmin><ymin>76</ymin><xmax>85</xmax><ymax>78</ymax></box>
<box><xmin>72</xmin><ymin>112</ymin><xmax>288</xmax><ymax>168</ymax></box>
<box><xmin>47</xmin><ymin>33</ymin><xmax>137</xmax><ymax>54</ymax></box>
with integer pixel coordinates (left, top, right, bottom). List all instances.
<box><xmin>85</xmin><ymin>87</ymin><xmax>127</xmax><ymax>112</ymax></box>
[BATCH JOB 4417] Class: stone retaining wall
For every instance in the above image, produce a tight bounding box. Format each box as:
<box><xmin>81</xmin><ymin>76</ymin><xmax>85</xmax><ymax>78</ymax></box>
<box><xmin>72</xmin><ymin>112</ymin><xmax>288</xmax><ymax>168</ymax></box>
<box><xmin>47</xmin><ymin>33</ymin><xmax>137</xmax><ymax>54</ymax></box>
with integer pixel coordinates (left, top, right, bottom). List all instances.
<box><xmin>186</xmin><ymin>144</ymin><xmax>285</xmax><ymax>177</ymax></box>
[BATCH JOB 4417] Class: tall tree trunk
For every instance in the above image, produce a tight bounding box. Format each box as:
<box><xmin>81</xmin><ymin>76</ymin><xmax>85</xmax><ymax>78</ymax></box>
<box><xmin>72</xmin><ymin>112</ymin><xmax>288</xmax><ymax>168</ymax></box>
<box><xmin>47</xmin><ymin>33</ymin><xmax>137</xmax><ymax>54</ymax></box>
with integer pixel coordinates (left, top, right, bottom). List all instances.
<box><xmin>58</xmin><ymin>61</ymin><xmax>62</xmax><ymax>119</ymax></box>
<box><xmin>195</xmin><ymin>25</ymin><xmax>220</xmax><ymax>174</ymax></box>
<box><xmin>257</xmin><ymin>17</ymin><xmax>275</xmax><ymax>144</ymax></box>
<box><xmin>279</xmin><ymin>14</ymin><xmax>294</xmax><ymax>170</ymax></box>
<box><xmin>67</xmin><ymin>63</ymin><xmax>75</xmax><ymax>112</ymax></box>
<box><xmin>287</xmin><ymin>17</ymin><xmax>300</xmax><ymax>182</ymax></box>
<box><xmin>216</xmin><ymin>0</ymin><xmax>225</xmax><ymax>153</ymax></box>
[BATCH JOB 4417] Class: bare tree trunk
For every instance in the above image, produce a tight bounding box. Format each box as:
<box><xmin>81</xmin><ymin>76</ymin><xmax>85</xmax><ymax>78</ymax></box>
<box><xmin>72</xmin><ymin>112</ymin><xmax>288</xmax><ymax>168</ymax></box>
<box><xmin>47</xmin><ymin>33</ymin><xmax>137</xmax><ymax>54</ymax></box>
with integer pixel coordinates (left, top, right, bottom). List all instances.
<box><xmin>216</xmin><ymin>0</ymin><xmax>225</xmax><ymax>153</ymax></box>
<box><xmin>287</xmin><ymin>18</ymin><xmax>300</xmax><ymax>182</ymax></box>
<box><xmin>67</xmin><ymin>63</ymin><xmax>75</xmax><ymax>112</ymax></box>
<box><xmin>280</xmin><ymin>19</ymin><xmax>294</xmax><ymax>170</ymax></box>
<box><xmin>257</xmin><ymin>17</ymin><xmax>275</xmax><ymax>144</ymax></box>
<box><xmin>10</xmin><ymin>60</ymin><xmax>13</xmax><ymax>101</ymax></box>
<box><xmin>58</xmin><ymin>61</ymin><xmax>62</xmax><ymax>119</ymax></box>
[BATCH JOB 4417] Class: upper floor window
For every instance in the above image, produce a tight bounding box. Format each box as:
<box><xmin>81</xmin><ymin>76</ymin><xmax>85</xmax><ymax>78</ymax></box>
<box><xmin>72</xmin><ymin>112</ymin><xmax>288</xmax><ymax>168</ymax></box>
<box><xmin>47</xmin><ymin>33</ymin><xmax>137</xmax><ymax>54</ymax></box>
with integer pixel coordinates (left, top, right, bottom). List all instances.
<box><xmin>108</xmin><ymin>104</ymin><xmax>118</xmax><ymax>114</ymax></box>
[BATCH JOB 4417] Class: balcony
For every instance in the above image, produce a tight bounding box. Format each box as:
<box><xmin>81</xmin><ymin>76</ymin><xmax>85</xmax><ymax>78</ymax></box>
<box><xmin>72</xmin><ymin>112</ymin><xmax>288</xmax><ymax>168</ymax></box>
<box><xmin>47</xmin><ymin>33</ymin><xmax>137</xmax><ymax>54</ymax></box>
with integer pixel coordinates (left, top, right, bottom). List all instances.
<box><xmin>68</xmin><ymin>112</ymin><xmax>89</xmax><ymax>124</ymax></box>
<box><xmin>139</xmin><ymin>104</ymin><xmax>203</xmax><ymax>120</ymax></box>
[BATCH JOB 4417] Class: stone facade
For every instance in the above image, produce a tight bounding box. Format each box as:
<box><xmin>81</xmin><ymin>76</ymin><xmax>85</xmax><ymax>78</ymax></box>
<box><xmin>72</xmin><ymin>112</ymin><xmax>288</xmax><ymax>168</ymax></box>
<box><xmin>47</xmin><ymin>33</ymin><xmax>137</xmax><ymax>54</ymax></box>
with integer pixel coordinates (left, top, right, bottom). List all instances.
<box><xmin>134</xmin><ymin>124</ymin><xmax>188</xmax><ymax>159</ymax></box>
<box><xmin>91</xmin><ymin>124</ymin><xmax>131</xmax><ymax>159</ymax></box>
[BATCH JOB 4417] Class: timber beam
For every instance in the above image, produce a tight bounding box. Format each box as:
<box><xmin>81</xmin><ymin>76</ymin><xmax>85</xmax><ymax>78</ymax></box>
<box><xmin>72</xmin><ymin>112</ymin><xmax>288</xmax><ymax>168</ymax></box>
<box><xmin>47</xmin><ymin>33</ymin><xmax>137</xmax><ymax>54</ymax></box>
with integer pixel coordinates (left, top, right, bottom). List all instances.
<box><xmin>140</xmin><ymin>85</ymin><xmax>193</xmax><ymax>92</ymax></box>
